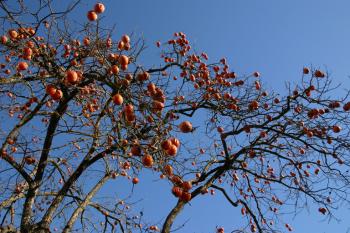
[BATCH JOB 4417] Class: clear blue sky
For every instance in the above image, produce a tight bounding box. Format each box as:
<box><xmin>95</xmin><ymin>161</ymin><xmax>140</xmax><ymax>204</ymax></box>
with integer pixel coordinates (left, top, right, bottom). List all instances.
<box><xmin>76</xmin><ymin>1</ymin><xmax>350</xmax><ymax>232</ymax></box>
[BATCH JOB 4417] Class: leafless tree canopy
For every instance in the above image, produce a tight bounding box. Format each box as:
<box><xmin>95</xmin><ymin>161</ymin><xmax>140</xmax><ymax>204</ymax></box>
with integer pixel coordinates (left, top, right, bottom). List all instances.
<box><xmin>1</xmin><ymin>1</ymin><xmax>350</xmax><ymax>233</ymax></box>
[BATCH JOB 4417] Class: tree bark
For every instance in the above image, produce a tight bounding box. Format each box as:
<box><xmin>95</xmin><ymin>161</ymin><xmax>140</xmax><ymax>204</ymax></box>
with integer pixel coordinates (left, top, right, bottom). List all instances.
<box><xmin>62</xmin><ymin>175</ymin><xmax>110</xmax><ymax>233</ymax></box>
<box><xmin>161</xmin><ymin>201</ymin><xmax>185</xmax><ymax>233</ymax></box>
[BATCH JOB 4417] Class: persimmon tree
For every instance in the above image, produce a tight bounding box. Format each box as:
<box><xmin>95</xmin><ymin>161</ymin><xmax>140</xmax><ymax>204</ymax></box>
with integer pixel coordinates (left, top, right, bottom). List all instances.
<box><xmin>1</xmin><ymin>1</ymin><xmax>350</xmax><ymax>233</ymax></box>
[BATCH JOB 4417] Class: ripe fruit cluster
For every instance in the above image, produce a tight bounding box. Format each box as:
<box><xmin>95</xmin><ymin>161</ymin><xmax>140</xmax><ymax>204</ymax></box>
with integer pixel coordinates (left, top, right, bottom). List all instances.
<box><xmin>142</xmin><ymin>154</ymin><xmax>154</xmax><ymax>167</ymax></box>
<box><xmin>118</xmin><ymin>55</ymin><xmax>129</xmax><ymax>70</ymax></box>
<box><xmin>87</xmin><ymin>2</ymin><xmax>105</xmax><ymax>21</ymax></box>
<box><xmin>161</xmin><ymin>138</ymin><xmax>180</xmax><ymax>156</ymax></box>
<box><xmin>46</xmin><ymin>84</ymin><xmax>63</xmax><ymax>100</ymax></box>
<box><xmin>171</xmin><ymin>180</ymin><xmax>192</xmax><ymax>202</ymax></box>
<box><xmin>146</xmin><ymin>82</ymin><xmax>167</xmax><ymax>113</ymax></box>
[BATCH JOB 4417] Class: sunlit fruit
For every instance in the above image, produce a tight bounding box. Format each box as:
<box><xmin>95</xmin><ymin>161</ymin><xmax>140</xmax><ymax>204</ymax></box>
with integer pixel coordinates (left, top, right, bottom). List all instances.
<box><xmin>83</xmin><ymin>37</ymin><xmax>90</xmax><ymax>46</ymax></box>
<box><xmin>132</xmin><ymin>177</ymin><xmax>139</xmax><ymax>184</ymax></box>
<box><xmin>161</xmin><ymin>140</ymin><xmax>172</xmax><ymax>150</ymax></box>
<box><xmin>66</xmin><ymin>70</ymin><xmax>78</xmax><ymax>84</ymax></box>
<box><xmin>170</xmin><ymin>137</ymin><xmax>180</xmax><ymax>147</ymax></box>
<box><xmin>1</xmin><ymin>35</ymin><xmax>8</xmax><ymax>44</ymax></box>
<box><xmin>8</xmin><ymin>30</ymin><xmax>18</xmax><ymax>39</ymax></box>
<box><xmin>164</xmin><ymin>164</ymin><xmax>173</xmax><ymax>176</ymax></box>
<box><xmin>166</xmin><ymin>144</ymin><xmax>177</xmax><ymax>156</ymax></box>
<box><xmin>182</xmin><ymin>181</ymin><xmax>192</xmax><ymax>191</ymax></box>
<box><xmin>119</xmin><ymin>55</ymin><xmax>129</xmax><ymax>66</ymax></box>
<box><xmin>124</xmin><ymin>42</ymin><xmax>130</xmax><ymax>50</ymax></box>
<box><xmin>112</xmin><ymin>94</ymin><xmax>123</xmax><ymax>105</ymax></box>
<box><xmin>121</xmin><ymin>64</ymin><xmax>128</xmax><ymax>71</ymax></box>
<box><xmin>110</xmin><ymin>65</ymin><xmax>119</xmax><ymax>74</ymax></box>
<box><xmin>172</xmin><ymin>176</ymin><xmax>183</xmax><ymax>185</ymax></box>
<box><xmin>17</xmin><ymin>62</ymin><xmax>28</xmax><ymax>71</ymax></box>
<box><xmin>46</xmin><ymin>85</ymin><xmax>57</xmax><ymax>96</ymax></box>
<box><xmin>147</xmin><ymin>83</ymin><xmax>156</xmax><ymax>93</ymax></box>
<box><xmin>94</xmin><ymin>2</ymin><xmax>105</xmax><ymax>14</ymax></box>
<box><xmin>87</xmin><ymin>11</ymin><xmax>98</xmax><ymax>21</ymax></box>
<box><xmin>142</xmin><ymin>154</ymin><xmax>154</xmax><ymax>167</ymax></box>
<box><xmin>23</xmin><ymin>47</ymin><xmax>33</xmax><ymax>59</ymax></box>
<box><xmin>149</xmin><ymin>226</ymin><xmax>159</xmax><ymax>231</ymax></box>
<box><xmin>137</xmin><ymin>71</ymin><xmax>150</xmax><ymax>81</ymax></box>
<box><xmin>179</xmin><ymin>121</ymin><xmax>192</xmax><ymax>133</ymax></box>
<box><xmin>118</xmin><ymin>41</ymin><xmax>125</xmax><ymax>50</ymax></box>
<box><xmin>52</xmin><ymin>90</ymin><xmax>63</xmax><ymax>100</ymax></box>
<box><xmin>249</xmin><ymin>100</ymin><xmax>259</xmax><ymax>110</ymax></box>
<box><xmin>152</xmin><ymin>100</ymin><xmax>164</xmax><ymax>112</ymax></box>
<box><xmin>121</xmin><ymin>34</ymin><xmax>130</xmax><ymax>44</ymax></box>
<box><xmin>172</xmin><ymin>186</ymin><xmax>182</xmax><ymax>197</ymax></box>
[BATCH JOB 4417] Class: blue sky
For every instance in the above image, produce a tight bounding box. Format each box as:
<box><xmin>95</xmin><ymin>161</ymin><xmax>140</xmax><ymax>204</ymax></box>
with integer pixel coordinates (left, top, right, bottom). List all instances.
<box><xmin>94</xmin><ymin>0</ymin><xmax>350</xmax><ymax>89</ymax></box>
<box><xmin>83</xmin><ymin>0</ymin><xmax>350</xmax><ymax>232</ymax></box>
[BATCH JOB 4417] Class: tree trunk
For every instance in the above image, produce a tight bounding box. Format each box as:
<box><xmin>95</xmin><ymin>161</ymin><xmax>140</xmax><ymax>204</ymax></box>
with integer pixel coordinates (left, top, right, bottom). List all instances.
<box><xmin>161</xmin><ymin>201</ymin><xmax>185</xmax><ymax>233</ymax></box>
<box><xmin>18</xmin><ymin>224</ymin><xmax>50</xmax><ymax>233</ymax></box>
<box><xmin>0</xmin><ymin>225</ymin><xmax>19</xmax><ymax>233</ymax></box>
